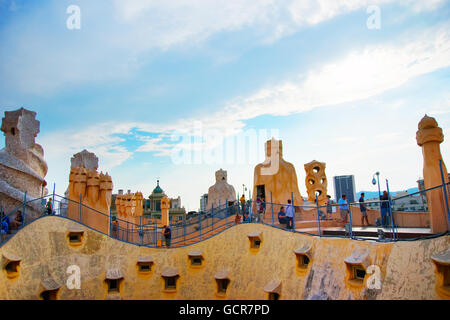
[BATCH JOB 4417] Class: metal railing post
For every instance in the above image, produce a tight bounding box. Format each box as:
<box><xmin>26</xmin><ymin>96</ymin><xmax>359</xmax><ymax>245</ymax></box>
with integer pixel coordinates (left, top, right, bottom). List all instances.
<box><xmin>270</xmin><ymin>192</ymin><xmax>274</xmax><ymax>226</ymax></box>
<box><xmin>79</xmin><ymin>194</ymin><xmax>82</xmax><ymax>223</ymax></box>
<box><xmin>386</xmin><ymin>180</ymin><xmax>396</xmax><ymax>240</ymax></box>
<box><xmin>109</xmin><ymin>207</ymin><xmax>111</xmax><ymax>236</ymax></box>
<box><xmin>291</xmin><ymin>192</ymin><xmax>295</xmax><ymax>231</ymax></box>
<box><xmin>22</xmin><ymin>191</ymin><xmax>27</xmax><ymax>227</ymax></box>
<box><xmin>154</xmin><ymin>222</ymin><xmax>157</xmax><ymax>247</ymax></box>
<box><xmin>439</xmin><ymin>160</ymin><xmax>450</xmax><ymax>229</ymax></box>
<box><xmin>199</xmin><ymin>211</ymin><xmax>202</xmax><ymax>240</ymax></box>
<box><xmin>52</xmin><ymin>183</ymin><xmax>55</xmax><ymax>215</ymax></box>
<box><xmin>140</xmin><ymin>216</ymin><xmax>143</xmax><ymax>246</ymax></box>
<box><xmin>348</xmin><ymin>200</ymin><xmax>353</xmax><ymax>239</ymax></box>
<box><xmin>183</xmin><ymin>216</ymin><xmax>186</xmax><ymax>245</ymax></box>
<box><xmin>249</xmin><ymin>190</ymin><xmax>252</xmax><ymax>222</ymax></box>
<box><xmin>211</xmin><ymin>203</ymin><xmax>214</xmax><ymax>233</ymax></box>
<box><xmin>315</xmin><ymin>194</ymin><xmax>321</xmax><ymax>237</ymax></box>
<box><xmin>126</xmin><ymin>221</ymin><xmax>129</xmax><ymax>242</ymax></box>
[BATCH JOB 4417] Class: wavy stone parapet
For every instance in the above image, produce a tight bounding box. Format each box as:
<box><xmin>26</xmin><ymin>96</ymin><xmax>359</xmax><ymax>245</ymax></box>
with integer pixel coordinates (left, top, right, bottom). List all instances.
<box><xmin>0</xmin><ymin>217</ymin><xmax>448</xmax><ymax>300</ymax></box>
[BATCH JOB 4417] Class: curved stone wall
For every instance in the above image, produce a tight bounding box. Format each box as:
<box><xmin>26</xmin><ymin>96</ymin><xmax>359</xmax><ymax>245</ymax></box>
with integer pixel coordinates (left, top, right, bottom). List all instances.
<box><xmin>0</xmin><ymin>216</ymin><xmax>448</xmax><ymax>300</ymax></box>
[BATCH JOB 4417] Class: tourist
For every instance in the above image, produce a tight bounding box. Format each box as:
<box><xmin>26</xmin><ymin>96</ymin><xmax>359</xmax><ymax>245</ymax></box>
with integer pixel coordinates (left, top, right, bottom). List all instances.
<box><xmin>380</xmin><ymin>191</ymin><xmax>390</xmax><ymax>227</ymax></box>
<box><xmin>255</xmin><ymin>197</ymin><xmax>261</xmax><ymax>222</ymax></box>
<box><xmin>260</xmin><ymin>197</ymin><xmax>266</xmax><ymax>223</ymax></box>
<box><xmin>1</xmin><ymin>219</ymin><xmax>8</xmax><ymax>241</ymax></box>
<box><xmin>277</xmin><ymin>206</ymin><xmax>288</xmax><ymax>227</ymax></box>
<box><xmin>359</xmin><ymin>193</ymin><xmax>369</xmax><ymax>227</ymax></box>
<box><xmin>46</xmin><ymin>199</ymin><xmax>53</xmax><ymax>215</ymax></box>
<box><xmin>246</xmin><ymin>200</ymin><xmax>252</xmax><ymax>221</ymax></box>
<box><xmin>0</xmin><ymin>212</ymin><xmax>9</xmax><ymax>241</ymax></box>
<box><xmin>1</xmin><ymin>210</ymin><xmax>10</xmax><ymax>231</ymax></box>
<box><xmin>318</xmin><ymin>210</ymin><xmax>327</xmax><ymax>220</ymax></box>
<box><xmin>240</xmin><ymin>195</ymin><xmax>246</xmax><ymax>214</ymax></box>
<box><xmin>285</xmin><ymin>199</ymin><xmax>295</xmax><ymax>229</ymax></box>
<box><xmin>261</xmin><ymin>197</ymin><xmax>266</xmax><ymax>214</ymax></box>
<box><xmin>326</xmin><ymin>195</ymin><xmax>333</xmax><ymax>220</ymax></box>
<box><xmin>111</xmin><ymin>217</ymin><xmax>118</xmax><ymax>238</ymax></box>
<box><xmin>162</xmin><ymin>225</ymin><xmax>171</xmax><ymax>247</ymax></box>
<box><xmin>257</xmin><ymin>197</ymin><xmax>265</xmax><ymax>223</ymax></box>
<box><xmin>10</xmin><ymin>210</ymin><xmax>23</xmax><ymax>230</ymax></box>
<box><xmin>234</xmin><ymin>213</ymin><xmax>241</xmax><ymax>224</ymax></box>
<box><xmin>338</xmin><ymin>195</ymin><xmax>348</xmax><ymax>224</ymax></box>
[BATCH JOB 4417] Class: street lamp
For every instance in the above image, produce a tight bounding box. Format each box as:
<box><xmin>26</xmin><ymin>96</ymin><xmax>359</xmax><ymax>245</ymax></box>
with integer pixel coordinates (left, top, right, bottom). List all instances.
<box><xmin>242</xmin><ymin>184</ymin><xmax>247</xmax><ymax>198</ymax></box>
<box><xmin>372</xmin><ymin>172</ymin><xmax>381</xmax><ymax>200</ymax></box>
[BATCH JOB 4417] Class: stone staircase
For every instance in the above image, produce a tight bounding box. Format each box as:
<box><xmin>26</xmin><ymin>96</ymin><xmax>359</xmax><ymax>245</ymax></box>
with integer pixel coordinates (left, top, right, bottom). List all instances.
<box><xmin>166</xmin><ymin>216</ymin><xmax>236</xmax><ymax>247</ymax></box>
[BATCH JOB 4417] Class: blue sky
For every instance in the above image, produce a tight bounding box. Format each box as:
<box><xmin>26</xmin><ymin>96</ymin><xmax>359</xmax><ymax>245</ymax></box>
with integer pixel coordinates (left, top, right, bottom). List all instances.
<box><xmin>1</xmin><ymin>0</ymin><xmax>449</xmax><ymax>211</ymax></box>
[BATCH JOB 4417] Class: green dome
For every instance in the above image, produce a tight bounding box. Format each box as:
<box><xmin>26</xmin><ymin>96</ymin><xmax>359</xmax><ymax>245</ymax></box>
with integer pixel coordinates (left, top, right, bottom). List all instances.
<box><xmin>152</xmin><ymin>180</ymin><xmax>164</xmax><ymax>194</ymax></box>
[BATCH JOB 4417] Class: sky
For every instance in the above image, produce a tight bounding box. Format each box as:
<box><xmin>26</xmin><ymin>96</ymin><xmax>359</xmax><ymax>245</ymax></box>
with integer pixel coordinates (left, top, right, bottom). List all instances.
<box><xmin>0</xmin><ymin>0</ymin><xmax>449</xmax><ymax>212</ymax></box>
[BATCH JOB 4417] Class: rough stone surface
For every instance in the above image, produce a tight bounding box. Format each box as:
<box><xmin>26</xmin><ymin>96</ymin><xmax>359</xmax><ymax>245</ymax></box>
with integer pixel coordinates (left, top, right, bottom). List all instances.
<box><xmin>308</xmin><ymin>291</ymin><xmax>330</xmax><ymax>300</ymax></box>
<box><xmin>67</xmin><ymin>166</ymin><xmax>113</xmax><ymax>234</ymax></box>
<box><xmin>206</xmin><ymin>169</ymin><xmax>236</xmax><ymax>210</ymax></box>
<box><xmin>70</xmin><ymin>150</ymin><xmax>98</xmax><ymax>171</ymax></box>
<box><xmin>252</xmin><ymin>138</ymin><xmax>303</xmax><ymax>212</ymax></box>
<box><xmin>416</xmin><ymin>115</ymin><xmax>450</xmax><ymax>233</ymax></box>
<box><xmin>115</xmin><ymin>191</ymin><xmax>143</xmax><ymax>227</ymax></box>
<box><xmin>0</xmin><ymin>217</ymin><xmax>447</xmax><ymax>300</ymax></box>
<box><xmin>0</xmin><ymin>108</ymin><xmax>48</xmax><ymax>216</ymax></box>
<box><xmin>304</xmin><ymin>160</ymin><xmax>328</xmax><ymax>205</ymax></box>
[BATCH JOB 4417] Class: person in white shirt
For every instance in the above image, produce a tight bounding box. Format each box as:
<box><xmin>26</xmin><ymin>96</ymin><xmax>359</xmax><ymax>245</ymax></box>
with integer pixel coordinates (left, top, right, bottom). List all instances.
<box><xmin>285</xmin><ymin>199</ymin><xmax>295</xmax><ymax>229</ymax></box>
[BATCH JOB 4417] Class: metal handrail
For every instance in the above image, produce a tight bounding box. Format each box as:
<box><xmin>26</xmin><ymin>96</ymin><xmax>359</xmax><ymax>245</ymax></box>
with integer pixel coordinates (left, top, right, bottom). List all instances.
<box><xmin>1</xmin><ymin>179</ymin><xmax>449</xmax><ymax>247</ymax></box>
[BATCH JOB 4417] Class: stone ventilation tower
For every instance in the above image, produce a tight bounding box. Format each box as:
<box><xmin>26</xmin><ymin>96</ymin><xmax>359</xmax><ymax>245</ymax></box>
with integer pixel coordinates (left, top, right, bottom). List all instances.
<box><xmin>160</xmin><ymin>195</ymin><xmax>170</xmax><ymax>227</ymax></box>
<box><xmin>252</xmin><ymin>138</ymin><xmax>303</xmax><ymax>212</ymax></box>
<box><xmin>416</xmin><ymin>115</ymin><xmax>450</xmax><ymax>233</ymax></box>
<box><xmin>0</xmin><ymin>108</ymin><xmax>48</xmax><ymax>216</ymax></box>
<box><xmin>304</xmin><ymin>160</ymin><xmax>328</xmax><ymax>205</ymax></box>
<box><xmin>67</xmin><ymin>150</ymin><xmax>113</xmax><ymax>234</ymax></box>
<box><xmin>206</xmin><ymin>169</ymin><xmax>236</xmax><ymax>211</ymax></box>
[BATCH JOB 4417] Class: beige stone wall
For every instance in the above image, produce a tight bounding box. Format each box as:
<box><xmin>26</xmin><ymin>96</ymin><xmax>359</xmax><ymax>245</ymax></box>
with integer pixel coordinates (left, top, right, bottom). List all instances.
<box><xmin>206</xmin><ymin>169</ymin><xmax>236</xmax><ymax>211</ymax></box>
<box><xmin>0</xmin><ymin>108</ymin><xmax>48</xmax><ymax>216</ymax></box>
<box><xmin>0</xmin><ymin>216</ymin><xmax>448</xmax><ymax>300</ymax></box>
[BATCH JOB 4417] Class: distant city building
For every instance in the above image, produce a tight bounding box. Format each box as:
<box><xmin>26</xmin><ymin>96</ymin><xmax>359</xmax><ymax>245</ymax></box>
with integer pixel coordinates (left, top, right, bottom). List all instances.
<box><xmin>364</xmin><ymin>189</ymin><xmax>427</xmax><ymax>212</ymax></box>
<box><xmin>111</xmin><ymin>180</ymin><xmax>186</xmax><ymax>223</ymax></box>
<box><xmin>333</xmin><ymin>175</ymin><xmax>356</xmax><ymax>203</ymax></box>
<box><xmin>417</xmin><ymin>178</ymin><xmax>427</xmax><ymax>208</ymax></box>
<box><xmin>391</xmin><ymin>192</ymin><xmax>427</xmax><ymax>212</ymax></box>
<box><xmin>145</xmin><ymin>180</ymin><xmax>186</xmax><ymax>222</ymax></box>
<box><xmin>199</xmin><ymin>193</ymin><xmax>208</xmax><ymax>212</ymax></box>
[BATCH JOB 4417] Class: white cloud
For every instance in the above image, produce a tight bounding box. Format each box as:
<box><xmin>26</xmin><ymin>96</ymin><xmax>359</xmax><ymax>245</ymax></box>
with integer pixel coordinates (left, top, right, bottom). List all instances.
<box><xmin>40</xmin><ymin>122</ymin><xmax>133</xmax><ymax>172</ymax></box>
<box><xmin>39</xmin><ymin>21</ymin><xmax>450</xmax><ymax>171</ymax></box>
<box><xmin>33</xmin><ymin>19</ymin><xmax>450</xmax><ymax>209</ymax></box>
<box><xmin>1</xmin><ymin>0</ymin><xmax>446</xmax><ymax>95</ymax></box>
<box><xmin>113</xmin><ymin>0</ymin><xmax>446</xmax><ymax>48</ymax></box>
<box><xmin>225</xmin><ymin>22</ymin><xmax>450</xmax><ymax>120</ymax></box>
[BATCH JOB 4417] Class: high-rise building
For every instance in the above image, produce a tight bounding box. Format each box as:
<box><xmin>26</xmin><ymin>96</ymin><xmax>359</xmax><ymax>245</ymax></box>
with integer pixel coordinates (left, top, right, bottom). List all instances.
<box><xmin>199</xmin><ymin>193</ymin><xmax>208</xmax><ymax>213</ymax></box>
<box><xmin>333</xmin><ymin>175</ymin><xmax>356</xmax><ymax>203</ymax></box>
